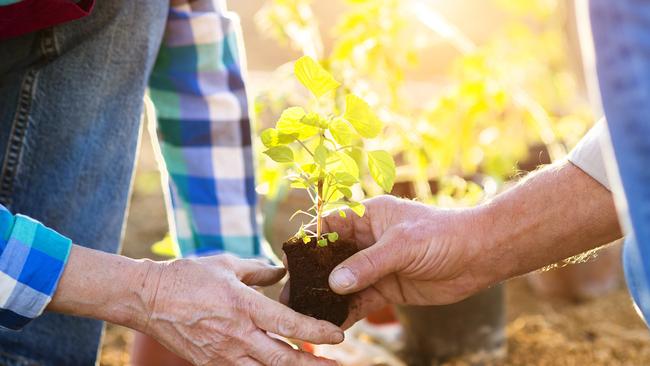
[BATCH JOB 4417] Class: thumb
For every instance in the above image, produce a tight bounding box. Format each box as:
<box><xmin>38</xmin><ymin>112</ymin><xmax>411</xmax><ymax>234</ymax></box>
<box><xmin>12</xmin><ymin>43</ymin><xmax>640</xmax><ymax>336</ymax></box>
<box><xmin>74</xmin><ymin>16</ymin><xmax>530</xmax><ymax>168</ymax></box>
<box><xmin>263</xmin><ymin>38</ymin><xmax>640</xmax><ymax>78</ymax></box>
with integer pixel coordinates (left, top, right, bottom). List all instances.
<box><xmin>329</xmin><ymin>235</ymin><xmax>401</xmax><ymax>294</ymax></box>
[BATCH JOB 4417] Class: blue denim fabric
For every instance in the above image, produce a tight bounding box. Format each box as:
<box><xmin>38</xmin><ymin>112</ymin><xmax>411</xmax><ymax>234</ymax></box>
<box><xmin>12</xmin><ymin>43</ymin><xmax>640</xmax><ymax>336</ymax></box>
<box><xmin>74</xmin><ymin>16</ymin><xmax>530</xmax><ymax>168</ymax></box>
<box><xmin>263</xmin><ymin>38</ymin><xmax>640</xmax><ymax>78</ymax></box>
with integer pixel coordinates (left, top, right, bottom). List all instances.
<box><xmin>0</xmin><ymin>1</ymin><xmax>167</xmax><ymax>364</ymax></box>
<box><xmin>590</xmin><ymin>0</ymin><xmax>650</xmax><ymax>323</ymax></box>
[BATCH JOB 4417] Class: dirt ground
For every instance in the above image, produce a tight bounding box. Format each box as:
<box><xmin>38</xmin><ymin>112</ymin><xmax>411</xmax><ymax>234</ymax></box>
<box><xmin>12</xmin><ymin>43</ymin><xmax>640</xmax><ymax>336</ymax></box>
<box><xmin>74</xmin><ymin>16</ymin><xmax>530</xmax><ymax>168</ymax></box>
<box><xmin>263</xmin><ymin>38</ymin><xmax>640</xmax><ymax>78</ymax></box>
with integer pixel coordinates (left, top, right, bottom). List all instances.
<box><xmin>99</xmin><ymin>130</ymin><xmax>650</xmax><ymax>366</ymax></box>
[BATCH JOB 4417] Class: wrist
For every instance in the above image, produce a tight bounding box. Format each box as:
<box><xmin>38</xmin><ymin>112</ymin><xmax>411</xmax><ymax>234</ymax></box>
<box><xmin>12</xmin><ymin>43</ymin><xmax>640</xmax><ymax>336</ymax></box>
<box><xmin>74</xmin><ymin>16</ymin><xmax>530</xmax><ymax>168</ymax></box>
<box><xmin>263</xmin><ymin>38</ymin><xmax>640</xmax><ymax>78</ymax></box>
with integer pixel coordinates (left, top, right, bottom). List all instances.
<box><xmin>461</xmin><ymin>203</ymin><xmax>512</xmax><ymax>290</ymax></box>
<box><xmin>48</xmin><ymin>246</ymin><xmax>165</xmax><ymax>332</ymax></box>
<box><xmin>112</xmin><ymin>258</ymin><xmax>164</xmax><ymax>331</ymax></box>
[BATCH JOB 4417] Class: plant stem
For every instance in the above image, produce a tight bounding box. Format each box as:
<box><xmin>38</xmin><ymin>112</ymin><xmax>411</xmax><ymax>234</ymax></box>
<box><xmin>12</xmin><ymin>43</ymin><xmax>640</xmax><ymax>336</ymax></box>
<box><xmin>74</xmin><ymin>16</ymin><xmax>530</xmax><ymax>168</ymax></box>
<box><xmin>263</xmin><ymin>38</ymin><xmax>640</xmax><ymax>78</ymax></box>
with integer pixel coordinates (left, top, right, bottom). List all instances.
<box><xmin>316</xmin><ymin>177</ymin><xmax>324</xmax><ymax>240</ymax></box>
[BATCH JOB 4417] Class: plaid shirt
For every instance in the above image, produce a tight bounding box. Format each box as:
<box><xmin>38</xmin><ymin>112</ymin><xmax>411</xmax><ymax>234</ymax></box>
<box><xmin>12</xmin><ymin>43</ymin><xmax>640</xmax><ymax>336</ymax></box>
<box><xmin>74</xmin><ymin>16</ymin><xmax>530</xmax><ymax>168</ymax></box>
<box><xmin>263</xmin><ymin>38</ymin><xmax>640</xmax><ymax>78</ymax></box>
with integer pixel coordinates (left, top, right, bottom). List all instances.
<box><xmin>0</xmin><ymin>205</ymin><xmax>72</xmax><ymax>330</ymax></box>
<box><xmin>149</xmin><ymin>0</ymin><xmax>261</xmax><ymax>258</ymax></box>
<box><xmin>0</xmin><ymin>0</ymin><xmax>261</xmax><ymax>330</ymax></box>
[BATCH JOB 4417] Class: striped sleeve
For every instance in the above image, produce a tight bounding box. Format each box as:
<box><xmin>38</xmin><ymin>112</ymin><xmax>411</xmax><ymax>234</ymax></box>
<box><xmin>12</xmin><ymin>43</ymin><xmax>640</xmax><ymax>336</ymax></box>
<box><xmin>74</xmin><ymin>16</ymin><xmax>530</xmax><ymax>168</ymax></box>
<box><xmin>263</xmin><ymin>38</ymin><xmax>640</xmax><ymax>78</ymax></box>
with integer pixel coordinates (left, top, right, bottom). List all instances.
<box><xmin>0</xmin><ymin>205</ymin><xmax>72</xmax><ymax>330</ymax></box>
<box><xmin>148</xmin><ymin>0</ymin><xmax>261</xmax><ymax>258</ymax></box>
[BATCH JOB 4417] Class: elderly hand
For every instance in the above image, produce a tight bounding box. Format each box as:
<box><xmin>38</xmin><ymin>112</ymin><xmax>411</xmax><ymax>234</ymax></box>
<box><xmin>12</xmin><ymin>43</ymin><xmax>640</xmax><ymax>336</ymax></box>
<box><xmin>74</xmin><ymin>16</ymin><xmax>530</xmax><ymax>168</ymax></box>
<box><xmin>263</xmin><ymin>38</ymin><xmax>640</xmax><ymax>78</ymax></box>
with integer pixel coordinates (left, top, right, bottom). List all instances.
<box><xmin>280</xmin><ymin>162</ymin><xmax>623</xmax><ymax>329</ymax></box>
<box><xmin>281</xmin><ymin>195</ymin><xmax>487</xmax><ymax>328</ymax></box>
<box><xmin>142</xmin><ymin>254</ymin><xmax>343</xmax><ymax>366</ymax></box>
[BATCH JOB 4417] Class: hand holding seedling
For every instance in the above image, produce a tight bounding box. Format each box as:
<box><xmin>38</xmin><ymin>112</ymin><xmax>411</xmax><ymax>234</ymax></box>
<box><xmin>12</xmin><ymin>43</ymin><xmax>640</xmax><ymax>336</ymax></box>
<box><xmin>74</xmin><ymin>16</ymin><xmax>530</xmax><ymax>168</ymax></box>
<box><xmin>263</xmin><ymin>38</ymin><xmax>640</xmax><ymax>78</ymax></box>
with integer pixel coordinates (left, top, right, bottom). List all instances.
<box><xmin>317</xmin><ymin>162</ymin><xmax>620</xmax><ymax>328</ymax></box>
<box><xmin>49</xmin><ymin>247</ymin><xmax>343</xmax><ymax>366</ymax></box>
<box><xmin>140</xmin><ymin>254</ymin><xmax>342</xmax><ymax>365</ymax></box>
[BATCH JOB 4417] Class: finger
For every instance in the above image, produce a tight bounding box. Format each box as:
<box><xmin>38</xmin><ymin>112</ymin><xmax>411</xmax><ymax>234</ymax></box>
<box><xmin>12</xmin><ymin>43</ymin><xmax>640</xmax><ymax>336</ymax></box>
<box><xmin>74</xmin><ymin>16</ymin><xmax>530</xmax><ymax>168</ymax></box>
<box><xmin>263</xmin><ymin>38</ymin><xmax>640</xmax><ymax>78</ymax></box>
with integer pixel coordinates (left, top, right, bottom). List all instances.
<box><xmin>247</xmin><ymin>289</ymin><xmax>344</xmax><ymax>345</ymax></box>
<box><xmin>340</xmin><ymin>287</ymin><xmax>388</xmax><ymax>329</ymax></box>
<box><xmin>329</xmin><ymin>232</ymin><xmax>403</xmax><ymax>294</ymax></box>
<box><xmin>235</xmin><ymin>258</ymin><xmax>286</xmax><ymax>287</ymax></box>
<box><xmin>322</xmin><ymin>196</ymin><xmax>393</xmax><ymax>248</ymax></box>
<box><xmin>279</xmin><ymin>281</ymin><xmax>290</xmax><ymax>305</ymax></box>
<box><xmin>248</xmin><ymin>331</ymin><xmax>338</xmax><ymax>366</ymax></box>
<box><xmin>235</xmin><ymin>357</ymin><xmax>264</xmax><ymax>366</ymax></box>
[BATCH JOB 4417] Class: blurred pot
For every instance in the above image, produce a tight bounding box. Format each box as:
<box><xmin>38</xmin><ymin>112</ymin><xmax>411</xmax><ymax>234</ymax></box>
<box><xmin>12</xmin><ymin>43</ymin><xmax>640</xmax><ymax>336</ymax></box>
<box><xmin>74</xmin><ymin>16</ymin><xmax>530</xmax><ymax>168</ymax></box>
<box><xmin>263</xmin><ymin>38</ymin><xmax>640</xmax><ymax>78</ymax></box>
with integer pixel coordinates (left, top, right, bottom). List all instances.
<box><xmin>395</xmin><ymin>285</ymin><xmax>506</xmax><ymax>365</ymax></box>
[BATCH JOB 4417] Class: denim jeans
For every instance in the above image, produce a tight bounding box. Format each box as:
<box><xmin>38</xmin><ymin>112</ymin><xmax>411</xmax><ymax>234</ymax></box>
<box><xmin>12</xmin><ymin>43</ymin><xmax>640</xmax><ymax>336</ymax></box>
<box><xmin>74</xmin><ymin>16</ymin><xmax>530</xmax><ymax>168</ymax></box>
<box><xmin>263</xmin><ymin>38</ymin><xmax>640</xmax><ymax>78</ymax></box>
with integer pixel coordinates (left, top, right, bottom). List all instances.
<box><xmin>0</xmin><ymin>0</ymin><xmax>167</xmax><ymax>364</ymax></box>
<box><xmin>590</xmin><ymin>0</ymin><xmax>650</xmax><ymax>323</ymax></box>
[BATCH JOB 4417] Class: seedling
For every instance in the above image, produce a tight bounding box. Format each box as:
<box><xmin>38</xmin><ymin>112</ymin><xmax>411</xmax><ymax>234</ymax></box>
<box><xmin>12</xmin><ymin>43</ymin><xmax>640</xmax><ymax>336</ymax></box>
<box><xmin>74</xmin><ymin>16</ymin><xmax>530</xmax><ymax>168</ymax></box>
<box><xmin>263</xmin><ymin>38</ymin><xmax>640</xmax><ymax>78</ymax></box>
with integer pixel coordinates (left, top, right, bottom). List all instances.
<box><xmin>261</xmin><ymin>55</ymin><xmax>396</xmax><ymax>245</ymax></box>
<box><xmin>261</xmin><ymin>56</ymin><xmax>395</xmax><ymax>325</ymax></box>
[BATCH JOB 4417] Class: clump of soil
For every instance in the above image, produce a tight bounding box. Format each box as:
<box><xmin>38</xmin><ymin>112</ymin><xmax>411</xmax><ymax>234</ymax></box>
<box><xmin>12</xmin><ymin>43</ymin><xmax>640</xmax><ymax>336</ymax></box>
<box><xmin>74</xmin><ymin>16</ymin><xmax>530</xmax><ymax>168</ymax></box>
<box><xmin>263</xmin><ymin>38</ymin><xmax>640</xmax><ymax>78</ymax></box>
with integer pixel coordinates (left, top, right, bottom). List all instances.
<box><xmin>283</xmin><ymin>236</ymin><xmax>358</xmax><ymax>326</ymax></box>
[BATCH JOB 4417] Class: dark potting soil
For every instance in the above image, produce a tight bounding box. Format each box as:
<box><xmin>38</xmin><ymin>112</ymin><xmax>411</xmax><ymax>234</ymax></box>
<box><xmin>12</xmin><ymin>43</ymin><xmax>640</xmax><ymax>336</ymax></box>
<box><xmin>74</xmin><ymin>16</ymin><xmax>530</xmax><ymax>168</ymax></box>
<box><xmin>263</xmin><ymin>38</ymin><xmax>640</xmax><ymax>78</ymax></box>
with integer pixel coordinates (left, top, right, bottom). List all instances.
<box><xmin>282</xmin><ymin>236</ymin><xmax>358</xmax><ymax>326</ymax></box>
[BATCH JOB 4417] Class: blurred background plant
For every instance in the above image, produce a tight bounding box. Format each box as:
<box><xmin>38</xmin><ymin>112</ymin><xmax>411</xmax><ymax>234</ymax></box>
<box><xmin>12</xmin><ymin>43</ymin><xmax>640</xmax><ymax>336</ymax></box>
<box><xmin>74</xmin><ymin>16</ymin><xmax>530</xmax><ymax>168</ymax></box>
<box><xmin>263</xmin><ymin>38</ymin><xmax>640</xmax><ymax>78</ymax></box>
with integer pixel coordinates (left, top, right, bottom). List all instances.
<box><xmin>254</xmin><ymin>0</ymin><xmax>593</xmax><ymax>208</ymax></box>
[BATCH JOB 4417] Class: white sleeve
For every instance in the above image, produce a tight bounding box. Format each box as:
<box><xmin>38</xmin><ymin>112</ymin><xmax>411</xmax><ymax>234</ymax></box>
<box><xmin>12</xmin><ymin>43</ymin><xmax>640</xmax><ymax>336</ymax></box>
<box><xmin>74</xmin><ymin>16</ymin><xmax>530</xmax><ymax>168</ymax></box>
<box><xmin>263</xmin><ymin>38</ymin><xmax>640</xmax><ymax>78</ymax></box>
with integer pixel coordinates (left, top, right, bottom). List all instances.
<box><xmin>567</xmin><ymin>118</ymin><xmax>611</xmax><ymax>191</ymax></box>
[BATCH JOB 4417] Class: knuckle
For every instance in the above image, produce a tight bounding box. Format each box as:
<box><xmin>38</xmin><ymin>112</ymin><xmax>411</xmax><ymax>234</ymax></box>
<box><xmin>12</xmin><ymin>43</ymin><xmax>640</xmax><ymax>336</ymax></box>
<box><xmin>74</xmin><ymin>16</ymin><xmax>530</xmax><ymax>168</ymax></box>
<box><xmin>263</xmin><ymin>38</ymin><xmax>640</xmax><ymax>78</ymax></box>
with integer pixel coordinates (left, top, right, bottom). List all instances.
<box><xmin>268</xmin><ymin>350</ymin><xmax>290</xmax><ymax>366</ymax></box>
<box><xmin>276</xmin><ymin>315</ymin><xmax>298</xmax><ymax>336</ymax></box>
<box><xmin>357</xmin><ymin>249</ymin><xmax>378</xmax><ymax>274</ymax></box>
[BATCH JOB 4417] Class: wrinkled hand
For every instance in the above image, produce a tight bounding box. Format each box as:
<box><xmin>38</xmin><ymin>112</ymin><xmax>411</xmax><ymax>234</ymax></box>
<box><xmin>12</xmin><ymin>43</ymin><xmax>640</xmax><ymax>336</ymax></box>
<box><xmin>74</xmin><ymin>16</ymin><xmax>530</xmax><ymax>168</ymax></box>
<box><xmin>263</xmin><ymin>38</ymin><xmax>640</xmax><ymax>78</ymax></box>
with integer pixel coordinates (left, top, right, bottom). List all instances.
<box><xmin>141</xmin><ymin>254</ymin><xmax>343</xmax><ymax>366</ymax></box>
<box><xmin>283</xmin><ymin>195</ymin><xmax>486</xmax><ymax>328</ymax></box>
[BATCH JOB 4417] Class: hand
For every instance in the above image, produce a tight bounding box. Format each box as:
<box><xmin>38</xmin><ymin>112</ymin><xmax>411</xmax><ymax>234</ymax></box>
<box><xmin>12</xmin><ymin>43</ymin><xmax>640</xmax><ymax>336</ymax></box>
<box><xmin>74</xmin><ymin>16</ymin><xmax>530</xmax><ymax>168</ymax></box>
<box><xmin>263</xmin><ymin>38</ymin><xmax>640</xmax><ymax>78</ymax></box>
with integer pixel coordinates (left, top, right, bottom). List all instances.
<box><xmin>141</xmin><ymin>254</ymin><xmax>343</xmax><ymax>366</ymax></box>
<box><xmin>282</xmin><ymin>195</ymin><xmax>487</xmax><ymax>328</ymax></box>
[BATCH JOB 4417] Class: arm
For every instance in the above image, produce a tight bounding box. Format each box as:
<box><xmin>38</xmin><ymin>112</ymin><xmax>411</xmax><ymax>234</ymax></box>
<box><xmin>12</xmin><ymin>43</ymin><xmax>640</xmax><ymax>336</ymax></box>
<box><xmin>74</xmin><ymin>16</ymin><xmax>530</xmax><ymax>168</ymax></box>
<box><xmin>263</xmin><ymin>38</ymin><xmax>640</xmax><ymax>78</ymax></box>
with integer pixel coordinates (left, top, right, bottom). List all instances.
<box><xmin>306</xmin><ymin>160</ymin><xmax>621</xmax><ymax>326</ymax></box>
<box><xmin>48</xmin><ymin>245</ymin><xmax>342</xmax><ymax>365</ymax></box>
<box><xmin>472</xmin><ymin>159</ymin><xmax>621</xmax><ymax>285</ymax></box>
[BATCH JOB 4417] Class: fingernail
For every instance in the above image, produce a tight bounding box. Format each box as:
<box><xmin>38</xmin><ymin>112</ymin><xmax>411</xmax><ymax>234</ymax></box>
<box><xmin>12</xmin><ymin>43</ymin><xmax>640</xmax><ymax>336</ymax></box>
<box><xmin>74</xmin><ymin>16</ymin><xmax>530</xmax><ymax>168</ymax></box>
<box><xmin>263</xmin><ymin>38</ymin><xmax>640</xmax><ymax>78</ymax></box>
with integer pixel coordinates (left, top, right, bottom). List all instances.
<box><xmin>330</xmin><ymin>267</ymin><xmax>356</xmax><ymax>290</ymax></box>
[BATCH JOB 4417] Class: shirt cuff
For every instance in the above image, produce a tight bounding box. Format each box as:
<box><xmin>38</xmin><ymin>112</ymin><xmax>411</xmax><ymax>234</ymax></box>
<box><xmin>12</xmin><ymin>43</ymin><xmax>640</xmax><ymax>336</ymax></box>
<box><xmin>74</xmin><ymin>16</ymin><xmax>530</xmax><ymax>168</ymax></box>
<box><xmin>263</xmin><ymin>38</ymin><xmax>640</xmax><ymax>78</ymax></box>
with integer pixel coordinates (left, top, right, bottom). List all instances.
<box><xmin>0</xmin><ymin>209</ymin><xmax>72</xmax><ymax>330</ymax></box>
<box><xmin>567</xmin><ymin>118</ymin><xmax>611</xmax><ymax>190</ymax></box>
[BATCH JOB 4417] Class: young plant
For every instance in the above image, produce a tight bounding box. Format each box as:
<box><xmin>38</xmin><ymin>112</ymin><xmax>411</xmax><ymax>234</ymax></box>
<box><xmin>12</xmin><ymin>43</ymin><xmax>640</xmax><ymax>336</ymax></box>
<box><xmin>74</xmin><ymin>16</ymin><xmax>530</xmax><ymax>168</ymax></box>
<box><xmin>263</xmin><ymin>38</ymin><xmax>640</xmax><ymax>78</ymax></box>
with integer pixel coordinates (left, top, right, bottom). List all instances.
<box><xmin>261</xmin><ymin>55</ymin><xmax>396</xmax><ymax>246</ymax></box>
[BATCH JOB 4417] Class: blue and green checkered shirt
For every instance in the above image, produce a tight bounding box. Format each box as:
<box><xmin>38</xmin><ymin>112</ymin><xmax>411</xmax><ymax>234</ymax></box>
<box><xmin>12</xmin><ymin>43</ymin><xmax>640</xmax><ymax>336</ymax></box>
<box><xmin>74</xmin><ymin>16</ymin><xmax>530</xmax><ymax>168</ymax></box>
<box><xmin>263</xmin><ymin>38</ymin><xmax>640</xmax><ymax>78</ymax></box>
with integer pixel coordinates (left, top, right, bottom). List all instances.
<box><xmin>149</xmin><ymin>0</ymin><xmax>261</xmax><ymax>259</ymax></box>
<box><xmin>0</xmin><ymin>0</ymin><xmax>262</xmax><ymax>330</ymax></box>
<box><xmin>0</xmin><ymin>205</ymin><xmax>71</xmax><ymax>330</ymax></box>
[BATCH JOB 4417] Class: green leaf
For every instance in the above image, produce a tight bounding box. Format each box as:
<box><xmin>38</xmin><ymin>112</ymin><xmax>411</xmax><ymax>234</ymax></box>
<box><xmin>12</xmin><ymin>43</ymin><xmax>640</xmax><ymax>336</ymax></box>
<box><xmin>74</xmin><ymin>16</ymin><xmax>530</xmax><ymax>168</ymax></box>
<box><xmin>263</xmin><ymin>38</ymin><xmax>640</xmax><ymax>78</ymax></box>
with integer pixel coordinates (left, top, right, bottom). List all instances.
<box><xmin>314</xmin><ymin>143</ymin><xmax>328</xmax><ymax>167</ymax></box>
<box><xmin>301</xmin><ymin>112</ymin><xmax>326</xmax><ymax>128</ymax></box>
<box><xmin>327</xmin><ymin>232</ymin><xmax>339</xmax><ymax>243</ymax></box>
<box><xmin>329</xmin><ymin>117</ymin><xmax>356</xmax><ymax>146</ymax></box>
<box><xmin>347</xmin><ymin>201</ymin><xmax>366</xmax><ymax>217</ymax></box>
<box><xmin>260</xmin><ymin>128</ymin><xmax>295</xmax><ymax>148</ymax></box>
<box><xmin>151</xmin><ymin>234</ymin><xmax>176</xmax><ymax>258</ymax></box>
<box><xmin>301</xmin><ymin>163</ymin><xmax>317</xmax><ymax>174</ymax></box>
<box><xmin>334</xmin><ymin>172</ymin><xmax>358</xmax><ymax>186</ymax></box>
<box><xmin>367</xmin><ymin>150</ymin><xmax>396</xmax><ymax>192</ymax></box>
<box><xmin>317</xmin><ymin>238</ymin><xmax>329</xmax><ymax>247</ymax></box>
<box><xmin>263</xmin><ymin>146</ymin><xmax>294</xmax><ymax>163</ymax></box>
<box><xmin>294</xmin><ymin>56</ymin><xmax>341</xmax><ymax>98</ymax></box>
<box><xmin>338</xmin><ymin>210</ymin><xmax>347</xmax><ymax>218</ymax></box>
<box><xmin>276</xmin><ymin>107</ymin><xmax>318</xmax><ymax>139</ymax></box>
<box><xmin>303</xmin><ymin>236</ymin><xmax>311</xmax><ymax>244</ymax></box>
<box><xmin>338</xmin><ymin>186</ymin><xmax>353</xmax><ymax>198</ymax></box>
<box><xmin>343</xmin><ymin>94</ymin><xmax>383</xmax><ymax>138</ymax></box>
<box><xmin>337</xmin><ymin>151</ymin><xmax>360</xmax><ymax>178</ymax></box>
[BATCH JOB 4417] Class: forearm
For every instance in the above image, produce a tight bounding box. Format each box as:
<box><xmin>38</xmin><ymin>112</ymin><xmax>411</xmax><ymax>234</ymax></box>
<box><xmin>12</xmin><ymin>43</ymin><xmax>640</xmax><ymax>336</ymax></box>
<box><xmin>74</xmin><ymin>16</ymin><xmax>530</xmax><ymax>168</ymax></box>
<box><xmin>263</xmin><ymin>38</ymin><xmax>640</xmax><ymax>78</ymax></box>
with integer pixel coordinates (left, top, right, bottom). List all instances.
<box><xmin>471</xmin><ymin>160</ymin><xmax>622</xmax><ymax>285</ymax></box>
<box><xmin>47</xmin><ymin>245</ymin><xmax>160</xmax><ymax>331</ymax></box>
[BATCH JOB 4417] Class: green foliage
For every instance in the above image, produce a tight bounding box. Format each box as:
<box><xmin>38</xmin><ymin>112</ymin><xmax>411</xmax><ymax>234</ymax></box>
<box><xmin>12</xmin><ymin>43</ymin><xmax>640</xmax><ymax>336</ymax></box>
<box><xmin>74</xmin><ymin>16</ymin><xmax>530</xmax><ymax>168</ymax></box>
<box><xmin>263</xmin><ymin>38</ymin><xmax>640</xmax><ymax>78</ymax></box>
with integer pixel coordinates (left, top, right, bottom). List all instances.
<box><xmin>261</xmin><ymin>56</ymin><xmax>395</xmax><ymax>244</ymax></box>
<box><xmin>255</xmin><ymin>0</ymin><xmax>593</xmax><ymax>208</ymax></box>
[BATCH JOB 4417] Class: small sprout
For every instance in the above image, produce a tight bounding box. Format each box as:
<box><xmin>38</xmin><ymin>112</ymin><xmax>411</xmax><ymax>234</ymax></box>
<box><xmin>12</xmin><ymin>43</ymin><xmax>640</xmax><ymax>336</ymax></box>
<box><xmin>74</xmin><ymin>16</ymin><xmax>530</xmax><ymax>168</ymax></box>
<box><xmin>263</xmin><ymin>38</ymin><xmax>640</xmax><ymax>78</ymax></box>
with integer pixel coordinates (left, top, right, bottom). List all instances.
<box><xmin>297</xmin><ymin>227</ymin><xmax>306</xmax><ymax>238</ymax></box>
<box><xmin>261</xmin><ymin>56</ymin><xmax>396</xmax><ymax>247</ymax></box>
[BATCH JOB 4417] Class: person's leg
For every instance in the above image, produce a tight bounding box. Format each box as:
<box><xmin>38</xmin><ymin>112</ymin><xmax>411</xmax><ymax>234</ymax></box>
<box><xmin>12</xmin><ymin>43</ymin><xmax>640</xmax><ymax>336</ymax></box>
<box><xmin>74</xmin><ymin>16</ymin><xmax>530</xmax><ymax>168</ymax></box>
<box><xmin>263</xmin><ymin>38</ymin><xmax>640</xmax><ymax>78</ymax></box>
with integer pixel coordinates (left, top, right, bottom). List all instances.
<box><xmin>590</xmin><ymin>0</ymin><xmax>650</xmax><ymax>321</ymax></box>
<box><xmin>0</xmin><ymin>1</ymin><xmax>167</xmax><ymax>365</ymax></box>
